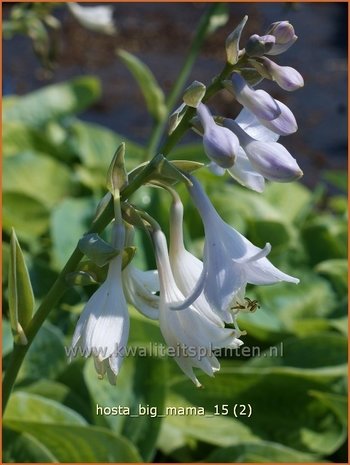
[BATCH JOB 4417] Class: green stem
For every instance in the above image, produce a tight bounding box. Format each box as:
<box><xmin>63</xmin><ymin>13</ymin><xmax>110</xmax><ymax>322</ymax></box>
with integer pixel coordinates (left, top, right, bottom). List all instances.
<box><xmin>143</xmin><ymin>3</ymin><xmax>223</xmax><ymax>161</ymax></box>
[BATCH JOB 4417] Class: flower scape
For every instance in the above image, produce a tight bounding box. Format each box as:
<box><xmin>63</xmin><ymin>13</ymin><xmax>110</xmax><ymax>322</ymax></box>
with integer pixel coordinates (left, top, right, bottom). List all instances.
<box><xmin>70</xmin><ymin>17</ymin><xmax>305</xmax><ymax>387</ymax></box>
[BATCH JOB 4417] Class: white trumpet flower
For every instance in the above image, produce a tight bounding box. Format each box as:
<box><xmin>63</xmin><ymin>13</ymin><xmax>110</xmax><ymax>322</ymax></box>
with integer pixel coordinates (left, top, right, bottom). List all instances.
<box><xmin>153</xmin><ymin>228</ymin><xmax>242</xmax><ymax>386</ymax></box>
<box><xmin>122</xmin><ymin>225</ymin><xmax>159</xmax><ymax>320</ymax></box>
<box><xmin>123</xmin><ymin>266</ymin><xmax>159</xmax><ymax>320</ymax></box>
<box><xmin>169</xmin><ymin>196</ymin><xmax>232</xmax><ymax>324</ymax></box>
<box><xmin>173</xmin><ymin>177</ymin><xmax>299</xmax><ymax>316</ymax></box>
<box><xmin>70</xmin><ymin>224</ymin><xmax>129</xmax><ymax>385</ymax></box>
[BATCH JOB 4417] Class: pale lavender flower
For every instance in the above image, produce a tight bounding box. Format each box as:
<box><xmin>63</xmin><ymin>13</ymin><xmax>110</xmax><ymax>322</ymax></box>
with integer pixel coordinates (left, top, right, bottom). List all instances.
<box><xmin>260</xmin><ymin>57</ymin><xmax>304</xmax><ymax>91</ymax></box>
<box><xmin>266</xmin><ymin>21</ymin><xmax>298</xmax><ymax>55</ymax></box>
<box><xmin>153</xmin><ymin>228</ymin><xmax>242</xmax><ymax>386</ymax></box>
<box><xmin>197</xmin><ymin>103</ymin><xmax>239</xmax><ymax>168</ymax></box>
<box><xmin>223</xmin><ymin>118</ymin><xmax>303</xmax><ymax>183</ymax></box>
<box><xmin>173</xmin><ymin>177</ymin><xmax>299</xmax><ymax>316</ymax></box>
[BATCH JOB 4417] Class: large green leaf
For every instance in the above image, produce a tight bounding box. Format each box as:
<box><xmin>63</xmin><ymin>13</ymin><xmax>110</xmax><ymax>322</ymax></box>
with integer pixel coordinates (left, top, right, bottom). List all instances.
<box><xmin>3</xmin><ymin>76</ymin><xmax>101</xmax><ymax>127</ymax></box>
<box><xmin>248</xmin><ymin>333</ymin><xmax>347</xmax><ymax>376</ymax></box>
<box><xmin>3</xmin><ymin>192</ymin><xmax>50</xmax><ymax>241</ymax></box>
<box><xmin>17</xmin><ymin>323</ymin><xmax>67</xmax><ymax>383</ymax></box>
<box><xmin>84</xmin><ymin>353</ymin><xmax>167</xmax><ymax>461</ymax></box>
<box><xmin>50</xmin><ymin>197</ymin><xmax>96</xmax><ymax>268</ymax></box>
<box><xmin>3</xmin><ymin>428</ymin><xmax>57</xmax><ymax>463</ymax></box>
<box><xmin>158</xmin><ymin>392</ymin><xmax>257</xmax><ymax>455</ymax></box>
<box><xmin>170</xmin><ymin>369</ymin><xmax>346</xmax><ymax>455</ymax></box>
<box><xmin>3</xmin><ymin>151</ymin><xmax>74</xmax><ymax>208</ymax></box>
<box><xmin>5</xmin><ymin>422</ymin><xmax>142</xmax><ymax>463</ymax></box>
<box><xmin>315</xmin><ymin>259</ymin><xmax>348</xmax><ymax>294</ymax></box>
<box><xmin>4</xmin><ymin>391</ymin><xmax>87</xmax><ymax>425</ymax></box>
<box><xmin>204</xmin><ymin>440</ymin><xmax>321</xmax><ymax>462</ymax></box>
<box><xmin>24</xmin><ymin>379</ymin><xmax>93</xmax><ymax>422</ymax></box>
<box><xmin>117</xmin><ymin>49</ymin><xmax>166</xmax><ymax>122</ymax></box>
<box><xmin>2</xmin><ymin>319</ymin><xmax>13</xmax><ymax>357</ymax></box>
<box><xmin>264</xmin><ymin>182</ymin><xmax>312</xmax><ymax>222</ymax></box>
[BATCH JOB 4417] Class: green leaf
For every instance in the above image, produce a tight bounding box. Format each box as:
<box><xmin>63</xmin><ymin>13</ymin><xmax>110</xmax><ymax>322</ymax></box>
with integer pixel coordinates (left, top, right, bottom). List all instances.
<box><xmin>170</xmin><ymin>369</ymin><xmax>346</xmax><ymax>455</ymax></box>
<box><xmin>84</xmin><ymin>354</ymin><xmax>167</xmax><ymax>461</ymax></box>
<box><xmin>301</xmin><ymin>216</ymin><xmax>347</xmax><ymax>265</ymax></box>
<box><xmin>264</xmin><ymin>182</ymin><xmax>312</xmax><ymax>222</ymax></box>
<box><xmin>17</xmin><ymin>323</ymin><xmax>67</xmax><ymax>383</ymax></box>
<box><xmin>3</xmin><ymin>76</ymin><xmax>101</xmax><ymax>127</ymax></box>
<box><xmin>8</xmin><ymin>229</ymin><xmax>34</xmax><ymax>344</ymax></box>
<box><xmin>24</xmin><ymin>379</ymin><xmax>93</xmax><ymax>422</ymax></box>
<box><xmin>159</xmin><ymin>392</ymin><xmax>257</xmax><ymax>454</ymax></box>
<box><xmin>323</xmin><ymin>170</ymin><xmax>347</xmax><ymax>192</ymax></box>
<box><xmin>248</xmin><ymin>333</ymin><xmax>347</xmax><ymax>375</ymax></box>
<box><xmin>5</xmin><ymin>422</ymin><xmax>142</xmax><ymax>462</ymax></box>
<box><xmin>3</xmin><ymin>192</ymin><xmax>50</xmax><ymax>241</ymax></box>
<box><xmin>50</xmin><ymin>197</ymin><xmax>96</xmax><ymax>268</ymax></box>
<box><xmin>3</xmin><ymin>151</ymin><xmax>74</xmax><ymax>208</ymax></box>
<box><xmin>3</xmin><ymin>428</ymin><xmax>57</xmax><ymax>463</ymax></box>
<box><xmin>315</xmin><ymin>259</ymin><xmax>348</xmax><ymax>294</ymax></box>
<box><xmin>4</xmin><ymin>391</ymin><xmax>87</xmax><ymax>425</ymax></box>
<box><xmin>117</xmin><ymin>49</ymin><xmax>166</xmax><ymax>122</ymax></box>
<box><xmin>309</xmin><ymin>391</ymin><xmax>347</xmax><ymax>427</ymax></box>
<box><xmin>204</xmin><ymin>440</ymin><xmax>321</xmax><ymax>462</ymax></box>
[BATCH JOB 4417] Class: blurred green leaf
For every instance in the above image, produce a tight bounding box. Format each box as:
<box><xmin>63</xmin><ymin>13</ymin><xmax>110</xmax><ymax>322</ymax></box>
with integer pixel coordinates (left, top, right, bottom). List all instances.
<box><xmin>323</xmin><ymin>170</ymin><xmax>347</xmax><ymax>192</ymax></box>
<box><xmin>315</xmin><ymin>259</ymin><xmax>348</xmax><ymax>294</ymax></box>
<box><xmin>3</xmin><ymin>151</ymin><xmax>74</xmax><ymax>208</ymax></box>
<box><xmin>3</xmin><ymin>192</ymin><xmax>50</xmax><ymax>241</ymax></box>
<box><xmin>3</xmin><ymin>76</ymin><xmax>101</xmax><ymax>127</ymax></box>
<box><xmin>3</xmin><ymin>428</ymin><xmax>57</xmax><ymax>463</ymax></box>
<box><xmin>4</xmin><ymin>391</ymin><xmax>87</xmax><ymax>425</ymax></box>
<box><xmin>84</xmin><ymin>353</ymin><xmax>167</xmax><ymax>461</ymax></box>
<box><xmin>3</xmin><ymin>121</ymin><xmax>64</xmax><ymax>159</ymax></box>
<box><xmin>117</xmin><ymin>49</ymin><xmax>166</xmax><ymax>122</ymax></box>
<box><xmin>248</xmin><ymin>333</ymin><xmax>347</xmax><ymax>374</ymax></box>
<box><xmin>301</xmin><ymin>216</ymin><xmax>347</xmax><ymax>265</ymax></box>
<box><xmin>51</xmin><ymin>197</ymin><xmax>96</xmax><ymax>268</ymax></box>
<box><xmin>204</xmin><ymin>440</ymin><xmax>321</xmax><ymax>462</ymax></box>
<box><xmin>170</xmin><ymin>369</ymin><xmax>346</xmax><ymax>455</ymax></box>
<box><xmin>309</xmin><ymin>391</ymin><xmax>347</xmax><ymax>427</ymax></box>
<box><xmin>264</xmin><ymin>182</ymin><xmax>312</xmax><ymax>222</ymax></box>
<box><xmin>8</xmin><ymin>228</ymin><xmax>34</xmax><ymax>343</ymax></box>
<box><xmin>17</xmin><ymin>323</ymin><xmax>67</xmax><ymax>383</ymax></box>
<box><xmin>5</xmin><ymin>422</ymin><xmax>142</xmax><ymax>462</ymax></box>
<box><xmin>247</xmin><ymin>219</ymin><xmax>292</xmax><ymax>253</ymax></box>
<box><xmin>24</xmin><ymin>379</ymin><xmax>93</xmax><ymax>422</ymax></box>
<box><xmin>159</xmin><ymin>392</ymin><xmax>257</xmax><ymax>453</ymax></box>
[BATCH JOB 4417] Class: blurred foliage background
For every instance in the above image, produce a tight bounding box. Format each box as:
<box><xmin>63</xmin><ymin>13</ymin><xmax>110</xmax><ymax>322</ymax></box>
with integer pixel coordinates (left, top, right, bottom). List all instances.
<box><xmin>2</xmin><ymin>2</ymin><xmax>348</xmax><ymax>463</ymax></box>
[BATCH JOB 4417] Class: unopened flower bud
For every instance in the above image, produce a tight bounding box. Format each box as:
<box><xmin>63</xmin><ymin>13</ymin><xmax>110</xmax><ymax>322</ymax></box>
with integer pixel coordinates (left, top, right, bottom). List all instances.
<box><xmin>260</xmin><ymin>57</ymin><xmax>304</xmax><ymax>91</ymax></box>
<box><xmin>197</xmin><ymin>103</ymin><xmax>238</xmax><ymax>168</ymax></box>
<box><xmin>245</xmin><ymin>34</ymin><xmax>276</xmax><ymax>57</ymax></box>
<box><xmin>223</xmin><ymin>118</ymin><xmax>303</xmax><ymax>182</ymax></box>
<box><xmin>266</xmin><ymin>21</ymin><xmax>297</xmax><ymax>55</ymax></box>
<box><xmin>231</xmin><ymin>72</ymin><xmax>281</xmax><ymax>121</ymax></box>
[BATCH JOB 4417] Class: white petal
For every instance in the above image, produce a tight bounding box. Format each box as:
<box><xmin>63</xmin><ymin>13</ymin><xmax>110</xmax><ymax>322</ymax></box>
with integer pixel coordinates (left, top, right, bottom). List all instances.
<box><xmin>235</xmin><ymin>108</ymin><xmax>280</xmax><ymax>142</ymax></box>
<box><xmin>245</xmin><ymin>257</ymin><xmax>300</xmax><ymax>285</ymax></box>
<box><xmin>227</xmin><ymin>147</ymin><xmax>266</xmax><ymax>193</ymax></box>
<box><xmin>207</xmin><ymin>161</ymin><xmax>226</xmax><ymax>176</ymax></box>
